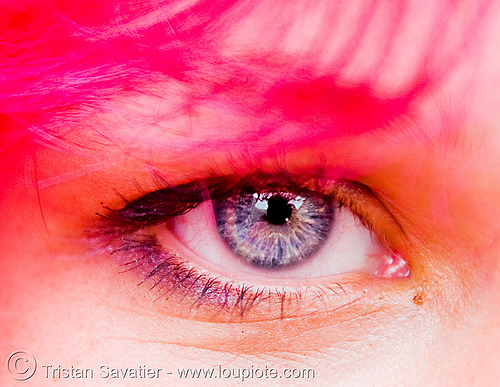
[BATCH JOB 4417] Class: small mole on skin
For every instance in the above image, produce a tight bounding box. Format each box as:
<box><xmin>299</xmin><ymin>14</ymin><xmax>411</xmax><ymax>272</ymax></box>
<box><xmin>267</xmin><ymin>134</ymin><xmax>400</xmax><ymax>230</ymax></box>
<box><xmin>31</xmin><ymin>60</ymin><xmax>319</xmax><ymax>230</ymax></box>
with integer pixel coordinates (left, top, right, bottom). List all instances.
<box><xmin>413</xmin><ymin>293</ymin><xmax>424</xmax><ymax>305</ymax></box>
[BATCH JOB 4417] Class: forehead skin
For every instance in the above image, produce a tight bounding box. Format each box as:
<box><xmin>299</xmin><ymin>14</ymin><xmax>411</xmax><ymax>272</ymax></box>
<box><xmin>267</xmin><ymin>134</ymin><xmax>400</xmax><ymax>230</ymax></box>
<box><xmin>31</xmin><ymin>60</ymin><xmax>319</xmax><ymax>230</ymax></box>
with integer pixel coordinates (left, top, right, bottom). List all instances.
<box><xmin>1</xmin><ymin>1</ymin><xmax>500</xmax><ymax>386</ymax></box>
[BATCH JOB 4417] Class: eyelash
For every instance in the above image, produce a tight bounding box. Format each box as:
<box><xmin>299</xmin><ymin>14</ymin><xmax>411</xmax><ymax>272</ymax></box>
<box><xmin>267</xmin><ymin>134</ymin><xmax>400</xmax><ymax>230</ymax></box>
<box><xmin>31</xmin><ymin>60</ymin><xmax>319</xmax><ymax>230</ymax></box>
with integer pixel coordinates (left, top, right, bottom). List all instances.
<box><xmin>91</xmin><ymin>171</ymin><xmax>404</xmax><ymax>321</ymax></box>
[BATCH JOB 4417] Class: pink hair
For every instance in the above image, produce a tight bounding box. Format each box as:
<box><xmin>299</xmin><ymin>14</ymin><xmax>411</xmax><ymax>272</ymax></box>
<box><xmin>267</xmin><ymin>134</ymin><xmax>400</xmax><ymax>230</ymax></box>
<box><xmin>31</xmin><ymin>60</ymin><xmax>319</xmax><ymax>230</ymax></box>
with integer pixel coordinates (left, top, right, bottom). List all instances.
<box><xmin>0</xmin><ymin>0</ymin><xmax>492</xmax><ymax>156</ymax></box>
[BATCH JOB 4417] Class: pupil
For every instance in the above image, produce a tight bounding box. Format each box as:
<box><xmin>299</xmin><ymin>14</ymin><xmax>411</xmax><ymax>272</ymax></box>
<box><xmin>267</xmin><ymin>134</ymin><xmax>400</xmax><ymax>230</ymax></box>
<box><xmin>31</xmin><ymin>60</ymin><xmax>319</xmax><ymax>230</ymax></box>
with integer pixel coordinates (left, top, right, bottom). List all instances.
<box><xmin>266</xmin><ymin>195</ymin><xmax>293</xmax><ymax>225</ymax></box>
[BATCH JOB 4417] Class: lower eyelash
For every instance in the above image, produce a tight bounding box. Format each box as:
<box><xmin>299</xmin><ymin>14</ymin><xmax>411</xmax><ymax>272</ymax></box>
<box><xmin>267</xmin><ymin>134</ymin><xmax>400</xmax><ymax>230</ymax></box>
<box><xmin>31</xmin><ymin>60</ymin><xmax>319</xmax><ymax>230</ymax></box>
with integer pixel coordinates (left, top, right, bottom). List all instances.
<box><xmin>105</xmin><ymin>231</ymin><xmax>352</xmax><ymax>321</ymax></box>
<box><xmin>114</xmin><ymin>233</ymin><xmax>282</xmax><ymax>319</ymax></box>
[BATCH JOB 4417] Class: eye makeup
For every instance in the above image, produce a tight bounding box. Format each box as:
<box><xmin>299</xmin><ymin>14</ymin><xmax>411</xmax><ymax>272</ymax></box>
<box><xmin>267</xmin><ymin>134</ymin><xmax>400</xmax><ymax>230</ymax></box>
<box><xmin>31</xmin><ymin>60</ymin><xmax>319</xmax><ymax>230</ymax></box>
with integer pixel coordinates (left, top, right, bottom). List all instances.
<box><xmin>90</xmin><ymin>170</ymin><xmax>411</xmax><ymax>322</ymax></box>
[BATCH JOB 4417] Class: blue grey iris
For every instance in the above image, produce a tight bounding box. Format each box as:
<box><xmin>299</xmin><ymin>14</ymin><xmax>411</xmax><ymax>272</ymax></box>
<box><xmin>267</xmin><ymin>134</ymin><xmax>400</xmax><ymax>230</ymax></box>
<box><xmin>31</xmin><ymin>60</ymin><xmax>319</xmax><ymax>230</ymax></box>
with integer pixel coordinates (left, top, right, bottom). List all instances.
<box><xmin>214</xmin><ymin>188</ymin><xmax>334</xmax><ymax>267</ymax></box>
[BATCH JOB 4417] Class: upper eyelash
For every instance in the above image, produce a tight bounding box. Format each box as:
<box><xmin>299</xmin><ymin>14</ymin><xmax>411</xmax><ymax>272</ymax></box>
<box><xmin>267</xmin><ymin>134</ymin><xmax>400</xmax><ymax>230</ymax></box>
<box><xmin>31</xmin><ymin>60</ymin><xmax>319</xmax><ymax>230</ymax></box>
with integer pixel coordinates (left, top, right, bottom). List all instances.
<box><xmin>99</xmin><ymin>172</ymin><xmax>397</xmax><ymax>245</ymax></box>
<box><xmin>100</xmin><ymin>171</ymin><xmax>337</xmax><ymax>228</ymax></box>
<box><xmin>103</xmin><ymin>180</ymin><xmax>207</xmax><ymax>226</ymax></box>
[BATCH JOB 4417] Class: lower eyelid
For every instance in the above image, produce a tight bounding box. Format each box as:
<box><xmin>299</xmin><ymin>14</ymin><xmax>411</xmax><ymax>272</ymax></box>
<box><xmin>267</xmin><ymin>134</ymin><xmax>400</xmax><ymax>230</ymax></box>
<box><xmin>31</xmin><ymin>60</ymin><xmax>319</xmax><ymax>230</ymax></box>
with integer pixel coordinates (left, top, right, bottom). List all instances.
<box><xmin>94</xmin><ymin>231</ymin><xmax>410</xmax><ymax>322</ymax></box>
<box><xmin>103</xmin><ymin>232</ymin><xmax>381</xmax><ymax>322</ymax></box>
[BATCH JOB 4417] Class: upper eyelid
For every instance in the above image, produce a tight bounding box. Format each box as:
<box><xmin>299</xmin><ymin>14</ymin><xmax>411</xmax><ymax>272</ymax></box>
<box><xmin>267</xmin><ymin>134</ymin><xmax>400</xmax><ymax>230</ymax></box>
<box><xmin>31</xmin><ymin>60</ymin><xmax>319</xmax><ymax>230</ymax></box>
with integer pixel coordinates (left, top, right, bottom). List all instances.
<box><xmin>101</xmin><ymin>177</ymin><xmax>237</xmax><ymax>227</ymax></box>
<box><xmin>100</xmin><ymin>171</ymin><xmax>337</xmax><ymax>227</ymax></box>
<box><xmin>106</xmin><ymin>180</ymin><xmax>205</xmax><ymax>225</ymax></box>
<box><xmin>98</xmin><ymin>172</ymin><xmax>406</xmax><ymax>245</ymax></box>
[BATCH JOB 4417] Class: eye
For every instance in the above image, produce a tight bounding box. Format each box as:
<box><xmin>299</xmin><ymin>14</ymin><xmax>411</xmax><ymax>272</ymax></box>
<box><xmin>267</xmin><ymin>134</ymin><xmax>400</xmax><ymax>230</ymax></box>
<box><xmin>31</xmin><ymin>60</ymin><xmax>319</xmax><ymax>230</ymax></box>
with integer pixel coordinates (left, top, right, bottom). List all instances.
<box><xmin>94</xmin><ymin>172</ymin><xmax>411</xmax><ymax>321</ymax></box>
<box><xmin>164</xmin><ymin>174</ymin><xmax>409</xmax><ymax>279</ymax></box>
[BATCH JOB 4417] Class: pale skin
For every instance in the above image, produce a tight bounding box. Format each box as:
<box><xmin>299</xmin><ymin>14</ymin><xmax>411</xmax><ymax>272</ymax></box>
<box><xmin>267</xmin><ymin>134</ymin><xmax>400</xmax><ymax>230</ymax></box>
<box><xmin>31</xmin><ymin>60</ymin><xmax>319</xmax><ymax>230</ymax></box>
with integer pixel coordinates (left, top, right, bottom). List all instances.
<box><xmin>2</xmin><ymin>1</ymin><xmax>500</xmax><ymax>386</ymax></box>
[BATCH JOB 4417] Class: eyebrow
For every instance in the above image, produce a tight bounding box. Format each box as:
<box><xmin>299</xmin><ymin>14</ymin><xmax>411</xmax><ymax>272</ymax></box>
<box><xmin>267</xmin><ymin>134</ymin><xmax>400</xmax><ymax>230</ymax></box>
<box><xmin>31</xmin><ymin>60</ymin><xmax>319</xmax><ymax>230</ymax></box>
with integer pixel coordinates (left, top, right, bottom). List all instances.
<box><xmin>107</xmin><ymin>71</ymin><xmax>425</xmax><ymax>154</ymax></box>
<box><xmin>261</xmin><ymin>76</ymin><xmax>420</xmax><ymax>138</ymax></box>
<box><xmin>35</xmin><ymin>73</ymin><xmax>426</xmax><ymax>191</ymax></box>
